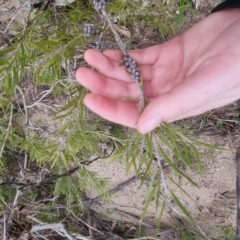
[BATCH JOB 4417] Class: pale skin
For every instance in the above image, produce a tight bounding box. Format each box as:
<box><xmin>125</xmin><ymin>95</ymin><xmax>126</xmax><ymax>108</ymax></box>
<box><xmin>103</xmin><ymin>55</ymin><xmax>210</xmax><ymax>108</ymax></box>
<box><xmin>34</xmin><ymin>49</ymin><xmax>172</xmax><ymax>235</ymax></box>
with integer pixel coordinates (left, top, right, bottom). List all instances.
<box><xmin>76</xmin><ymin>9</ymin><xmax>240</xmax><ymax>134</ymax></box>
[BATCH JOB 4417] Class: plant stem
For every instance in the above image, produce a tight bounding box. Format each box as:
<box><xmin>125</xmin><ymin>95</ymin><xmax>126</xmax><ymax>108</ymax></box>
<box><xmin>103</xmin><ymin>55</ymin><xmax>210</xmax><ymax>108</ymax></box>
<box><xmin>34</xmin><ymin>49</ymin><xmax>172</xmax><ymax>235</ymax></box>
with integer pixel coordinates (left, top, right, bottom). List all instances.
<box><xmin>152</xmin><ymin>133</ymin><xmax>168</xmax><ymax>197</ymax></box>
<box><xmin>101</xmin><ymin>10</ymin><xmax>127</xmax><ymax>54</ymax></box>
<box><xmin>100</xmin><ymin>9</ymin><xmax>145</xmax><ymax>112</ymax></box>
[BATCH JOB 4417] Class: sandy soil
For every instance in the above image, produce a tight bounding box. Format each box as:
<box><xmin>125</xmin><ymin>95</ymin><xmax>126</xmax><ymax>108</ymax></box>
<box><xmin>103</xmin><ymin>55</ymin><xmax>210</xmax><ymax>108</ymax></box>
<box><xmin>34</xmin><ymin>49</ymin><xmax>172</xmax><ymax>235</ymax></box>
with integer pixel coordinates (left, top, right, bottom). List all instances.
<box><xmin>86</xmin><ymin>131</ymin><xmax>237</xmax><ymax>236</ymax></box>
<box><xmin>1</xmin><ymin>0</ymin><xmax>237</xmax><ymax>238</ymax></box>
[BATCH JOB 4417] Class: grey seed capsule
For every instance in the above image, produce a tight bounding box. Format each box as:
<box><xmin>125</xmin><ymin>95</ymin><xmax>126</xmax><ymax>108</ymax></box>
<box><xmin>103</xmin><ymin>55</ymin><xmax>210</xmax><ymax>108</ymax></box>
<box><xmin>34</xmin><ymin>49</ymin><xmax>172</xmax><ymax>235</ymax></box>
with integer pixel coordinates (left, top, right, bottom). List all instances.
<box><xmin>130</xmin><ymin>65</ymin><xmax>135</xmax><ymax>70</ymax></box>
<box><xmin>84</xmin><ymin>24</ymin><xmax>95</xmax><ymax>37</ymax></box>
<box><xmin>135</xmin><ymin>71</ymin><xmax>140</xmax><ymax>76</ymax></box>
<box><xmin>131</xmin><ymin>62</ymin><xmax>136</xmax><ymax>67</ymax></box>
<box><xmin>131</xmin><ymin>74</ymin><xmax>136</xmax><ymax>80</ymax></box>
<box><xmin>127</xmin><ymin>67</ymin><xmax>132</xmax><ymax>73</ymax></box>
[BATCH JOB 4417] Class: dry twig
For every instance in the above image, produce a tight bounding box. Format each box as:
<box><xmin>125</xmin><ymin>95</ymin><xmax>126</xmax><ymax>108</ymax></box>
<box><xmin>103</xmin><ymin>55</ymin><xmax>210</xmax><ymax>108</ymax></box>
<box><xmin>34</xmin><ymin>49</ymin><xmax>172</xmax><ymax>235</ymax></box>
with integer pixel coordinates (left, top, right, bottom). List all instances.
<box><xmin>31</xmin><ymin>223</ymin><xmax>79</xmax><ymax>240</ymax></box>
<box><xmin>89</xmin><ymin>175</ymin><xmax>138</xmax><ymax>203</ymax></box>
<box><xmin>100</xmin><ymin>8</ymin><xmax>145</xmax><ymax>112</ymax></box>
<box><xmin>70</xmin><ymin>210</ymin><xmax>104</xmax><ymax>237</ymax></box>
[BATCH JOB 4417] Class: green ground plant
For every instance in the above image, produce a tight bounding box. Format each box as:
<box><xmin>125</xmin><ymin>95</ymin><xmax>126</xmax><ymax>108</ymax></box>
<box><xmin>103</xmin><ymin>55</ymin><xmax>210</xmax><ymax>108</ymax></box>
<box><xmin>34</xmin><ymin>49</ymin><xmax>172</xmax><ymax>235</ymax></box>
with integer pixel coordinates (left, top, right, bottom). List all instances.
<box><xmin>0</xmin><ymin>0</ymin><xmax>230</xmax><ymax>239</ymax></box>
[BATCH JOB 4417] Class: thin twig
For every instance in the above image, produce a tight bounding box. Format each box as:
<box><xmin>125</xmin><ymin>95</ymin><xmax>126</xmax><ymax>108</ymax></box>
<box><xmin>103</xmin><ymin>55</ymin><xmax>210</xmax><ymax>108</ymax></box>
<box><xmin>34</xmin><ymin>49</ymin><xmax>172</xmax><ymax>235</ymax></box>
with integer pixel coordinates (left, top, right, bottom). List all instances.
<box><xmin>100</xmin><ymin>230</ymin><xmax>124</xmax><ymax>240</ymax></box>
<box><xmin>70</xmin><ymin>210</ymin><xmax>104</xmax><ymax>236</ymax></box>
<box><xmin>53</xmin><ymin>176</ymin><xmax>139</xmax><ymax>210</ymax></box>
<box><xmin>23</xmin><ymin>152</ymin><xmax>28</xmax><ymax>169</ymax></box>
<box><xmin>27</xmin><ymin>215</ymin><xmax>44</xmax><ymax>224</ymax></box>
<box><xmin>35</xmin><ymin>232</ymin><xmax>49</xmax><ymax>240</ymax></box>
<box><xmin>15</xmin><ymin>86</ymin><xmax>31</xmax><ymax>173</ymax></box>
<box><xmin>16</xmin><ymin>85</ymin><xmax>29</xmax><ymax>126</ymax></box>
<box><xmin>101</xmin><ymin>10</ymin><xmax>127</xmax><ymax>54</ymax></box>
<box><xmin>87</xmin><ymin>210</ymin><xmax>94</xmax><ymax>239</ymax></box>
<box><xmin>196</xmin><ymin>224</ymin><xmax>207</xmax><ymax>239</ymax></box>
<box><xmin>159</xmin><ymin>194</ymin><xmax>184</xmax><ymax>217</ymax></box>
<box><xmin>100</xmin><ymin>205</ymin><xmax>155</xmax><ymax>229</ymax></box>
<box><xmin>152</xmin><ymin>133</ymin><xmax>168</xmax><ymax>197</ymax></box>
<box><xmin>32</xmin><ymin>102</ymin><xmax>58</xmax><ymax>112</ymax></box>
<box><xmin>96</xmin><ymin>21</ymin><xmax>107</xmax><ymax>51</ymax></box>
<box><xmin>31</xmin><ymin>223</ymin><xmax>78</xmax><ymax>240</ymax></box>
<box><xmin>13</xmin><ymin>189</ymin><xmax>21</xmax><ymax>207</ymax></box>
<box><xmin>90</xmin><ymin>175</ymin><xmax>139</xmax><ymax>203</ymax></box>
<box><xmin>0</xmin><ymin>166</ymin><xmax>81</xmax><ymax>190</ymax></box>
<box><xmin>26</xmin><ymin>85</ymin><xmax>55</xmax><ymax>109</ymax></box>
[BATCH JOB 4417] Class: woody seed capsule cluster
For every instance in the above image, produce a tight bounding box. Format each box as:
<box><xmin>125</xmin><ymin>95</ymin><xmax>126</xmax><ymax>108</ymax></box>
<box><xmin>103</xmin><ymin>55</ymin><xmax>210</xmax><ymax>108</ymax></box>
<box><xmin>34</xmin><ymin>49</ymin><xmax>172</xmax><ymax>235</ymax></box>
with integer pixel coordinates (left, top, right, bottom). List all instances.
<box><xmin>83</xmin><ymin>24</ymin><xmax>95</xmax><ymax>37</ymax></box>
<box><xmin>93</xmin><ymin>0</ymin><xmax>106</xmax><ymax>12</ymax></box>
<box><xmin>124</xmin><ymin>55</ymin><xmax>140</xmax><ymax>82</ymax></box>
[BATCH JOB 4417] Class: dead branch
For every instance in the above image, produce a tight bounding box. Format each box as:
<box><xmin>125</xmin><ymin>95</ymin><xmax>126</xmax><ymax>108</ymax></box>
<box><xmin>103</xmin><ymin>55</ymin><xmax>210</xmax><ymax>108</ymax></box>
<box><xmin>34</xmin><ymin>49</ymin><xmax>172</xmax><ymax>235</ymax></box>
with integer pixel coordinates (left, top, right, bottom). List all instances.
<box><xmin>16</xmin><ymin>85</ymin><xmax>29</xmax><ymax>126</ymax></box>
<box><xmin>13</xmin><ymin>189</ymin><xmax>22</xmax><ymax>207</ymax></box>
<box><xmin>101</xmin><ymin>10</ymin><xmax>126</xmax><ymax>54</ymax></box>
<box><xmin>70</xmin><ymin>210</ymin><xmax>104</xmax><ymax>237</ymax></box>
<box><xmin>89</xmin><ymin>175</ymin><xmax>139</xmax><ymax>203</ymax></box>
<box><xmin>26</xmin><ymin>85</ymin><xmax>55</xmax><ymax>109</ymax></box>
<box><xmin>0</xmin><ymin>166</ymin><xmax>80</xmax><ymax>189</ymax></box>
<box><xmin>98</xmin><ymin>204</ymin><xmax>155</xmax><ymax>229</ymax></box>
<box><xmin>30</xmin><ymin>223</ymin><xmax>79</xmax><ymax>240</ymax></box>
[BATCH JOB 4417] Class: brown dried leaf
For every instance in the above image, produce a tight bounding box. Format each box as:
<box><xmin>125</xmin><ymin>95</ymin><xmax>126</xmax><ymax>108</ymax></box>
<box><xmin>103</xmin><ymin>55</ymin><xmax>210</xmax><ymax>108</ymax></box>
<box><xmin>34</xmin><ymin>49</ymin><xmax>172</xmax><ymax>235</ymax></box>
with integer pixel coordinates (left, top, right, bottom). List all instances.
<box><xmin>113</xmin><ymin>24</ymin><xmax>131</xmax><ymax>38</ymax></box>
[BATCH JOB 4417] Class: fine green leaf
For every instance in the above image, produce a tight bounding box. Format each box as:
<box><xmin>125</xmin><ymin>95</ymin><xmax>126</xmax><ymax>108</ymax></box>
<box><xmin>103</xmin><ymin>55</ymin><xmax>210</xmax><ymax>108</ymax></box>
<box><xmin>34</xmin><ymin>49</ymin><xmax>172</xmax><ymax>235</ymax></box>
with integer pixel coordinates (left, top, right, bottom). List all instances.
<box><xmin>169</xmin><ymin>177</ymin><xmax>198</xmax><ymax>204</ymax></box>
<box><xmin>171</xmin><ymin>191</ymin><xmax>194</xmax><ymax>222</ymax></box>
<box><xmin>158</xmin><ymin>145</ymin><xmax>198</xmax><ymax>187</ymax></box>
<box><xmin>192</xmin><ymin>145</ymin><xmax>203</xmax><ymax>174</ymax></box>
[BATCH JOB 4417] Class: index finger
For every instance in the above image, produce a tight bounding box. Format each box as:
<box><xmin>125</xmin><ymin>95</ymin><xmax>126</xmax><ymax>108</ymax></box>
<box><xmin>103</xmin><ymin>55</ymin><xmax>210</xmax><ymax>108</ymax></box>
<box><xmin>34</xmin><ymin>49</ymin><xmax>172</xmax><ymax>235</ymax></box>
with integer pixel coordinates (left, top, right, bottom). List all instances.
<box><xmin>103</xmin><ymin>45</ymin><xmax>162</xmax><ymax>65</ymax></box>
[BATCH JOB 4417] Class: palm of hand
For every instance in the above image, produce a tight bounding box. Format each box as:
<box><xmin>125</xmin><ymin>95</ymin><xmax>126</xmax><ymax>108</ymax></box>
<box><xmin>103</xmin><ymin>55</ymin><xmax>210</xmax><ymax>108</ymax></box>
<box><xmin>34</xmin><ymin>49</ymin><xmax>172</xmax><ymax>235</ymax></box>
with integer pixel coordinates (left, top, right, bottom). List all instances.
<box><xmin>76</xmin><ymin>9</ymin><xmax>240</xmax><ymax>134</ymax></box>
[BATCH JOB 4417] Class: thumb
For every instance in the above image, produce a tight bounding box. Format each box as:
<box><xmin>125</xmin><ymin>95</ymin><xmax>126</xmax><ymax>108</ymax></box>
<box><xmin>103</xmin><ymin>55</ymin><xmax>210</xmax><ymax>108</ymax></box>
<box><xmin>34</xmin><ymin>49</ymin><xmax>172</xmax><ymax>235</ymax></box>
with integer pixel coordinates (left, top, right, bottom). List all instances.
<box><xmin>137</xmin><ymin>80</ymin><xmax>210</xmax><ymax>134</ymax></box>
<box><xmin>137</xmin><ymin>95</ymin><xmax>181</xmax><ymax>134</ymax></box>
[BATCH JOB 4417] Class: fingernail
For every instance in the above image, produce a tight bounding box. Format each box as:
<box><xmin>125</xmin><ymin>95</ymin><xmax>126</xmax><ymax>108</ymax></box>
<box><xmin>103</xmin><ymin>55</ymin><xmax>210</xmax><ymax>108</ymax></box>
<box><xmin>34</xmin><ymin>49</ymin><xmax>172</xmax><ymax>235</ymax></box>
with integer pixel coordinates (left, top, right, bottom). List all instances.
<box><xmin>139</xmin><ymin>116</ymin><xmax>162</xmax><ymax>134</ymax></box>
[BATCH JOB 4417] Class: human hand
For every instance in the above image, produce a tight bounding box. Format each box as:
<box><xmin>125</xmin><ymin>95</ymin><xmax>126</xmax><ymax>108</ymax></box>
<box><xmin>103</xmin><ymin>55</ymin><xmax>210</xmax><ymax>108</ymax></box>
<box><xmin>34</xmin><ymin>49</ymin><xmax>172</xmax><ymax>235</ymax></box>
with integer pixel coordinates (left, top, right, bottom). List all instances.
<box><xmin>76</xmin><ymin>9</ymin><xmax>240</xmax><ymax>134</ymax></box>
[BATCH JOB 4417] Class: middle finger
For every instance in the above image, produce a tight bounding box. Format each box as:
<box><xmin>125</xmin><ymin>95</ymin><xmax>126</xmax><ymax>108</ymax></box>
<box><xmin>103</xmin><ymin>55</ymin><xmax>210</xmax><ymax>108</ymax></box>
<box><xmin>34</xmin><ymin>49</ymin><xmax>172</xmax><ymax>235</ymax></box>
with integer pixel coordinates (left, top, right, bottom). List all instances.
<box><xmin>84</xmin><ymin>49</ymin><xmax>153</xmax><ymax>82</ymax></box>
